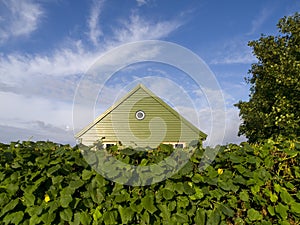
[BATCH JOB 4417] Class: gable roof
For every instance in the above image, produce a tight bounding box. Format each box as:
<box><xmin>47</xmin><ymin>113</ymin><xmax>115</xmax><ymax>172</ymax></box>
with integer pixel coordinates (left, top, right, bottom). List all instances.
<box><xmin>75</xmin><ymin>83</ymin><xmax>207</xmax><ymax>140</ymax></box>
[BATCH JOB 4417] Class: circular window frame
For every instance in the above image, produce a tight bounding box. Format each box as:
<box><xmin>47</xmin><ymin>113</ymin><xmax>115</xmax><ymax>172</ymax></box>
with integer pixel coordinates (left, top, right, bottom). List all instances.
<box><xmin>135</xmin><ymin>110</ymin><xmax>145</xmax><ymax>120</ymax></box>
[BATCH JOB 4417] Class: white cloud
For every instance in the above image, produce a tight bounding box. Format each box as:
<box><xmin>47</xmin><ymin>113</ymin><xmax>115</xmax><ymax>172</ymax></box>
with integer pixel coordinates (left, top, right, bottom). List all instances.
<box><xmin>136</xmin><ymin>0</ymin><xmax>148</xmax><ymax>6</ymax></box>
<box><xmin>0</xmin><ymin>91</ymin><xmax>75</xmax><ymax>144</ymax></box>
<box><xmin>0</xmin><ymin>10</ymin><xmax>181</xmax><ymax>86</ymax></box>
<box><xmin>0</xmin><ymin>92</ymin><xmax>72</xmax><ymax>127</ymax></box>
<box><xmin>88</xmin><ymin>0</ymin><xmax>105</xmax><ymax>46</ymax></box>
<box><xmin>111</xmin><ymin>14</ymin><xmax>182</xmax><ymax>44</ymax></box>
<box><xmin>0</xmin><ymin>0</ymin><xmax>43</xmax><ymax>43</ymax></box>
<box><xmin>248</xmin><ymin>7</ymin><xmax>273</xmax><ymax>35</ymax></box>
<box><xmin>210</xmin><ymin>39</ymin><xmax>257</xmax><ymax>65</ymax></box>
<box><xmin>0</xmin><ymin>40</ymin><xmax>95</xmax><ymax>87</ymax></box>
<box><xmin>0</xmin><ymin>5</ymin><xmax>183</xmax><ymax>144</ymax></box>
<box><xmin>0</xmin><ymin>124</ymin><xmax>74</xmax><ymax>144</ymax></box>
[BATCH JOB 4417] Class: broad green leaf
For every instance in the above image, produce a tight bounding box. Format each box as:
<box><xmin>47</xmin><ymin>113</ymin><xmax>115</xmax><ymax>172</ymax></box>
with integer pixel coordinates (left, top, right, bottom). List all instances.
<box><xmin>176</xmin><ymin>196</ymin><xmax>190</xmax><ymax>208</ymax></box>
<box><xmin>92</xmin><ymin>188</ymin><xmax>105</xmax><ymax>203</ymax></box>
<box><xmin>26</xmin><ymin>205</ymin><xmax>43</xmax><ymax>217</ymax></box>
<box><xmin>280</xmin><ymin>188</ymin><xmax>293</xmax><ymax>204</ymax></box>
<box><xmin>247</xmin><ymin>208</ymin><xmax>262</xmax><ymax>221</ymax></box>
<box><xmin>233</xmin><ymin>175</ymin><xmax>247</xmax><ymax>186</ymax></box>
<box><xmin>130</xmin><ymin>201</ymin><xmax>143</xmax><ymax>213</ymax></box>
<box><xmin>194</xmin><ymin>209</ymin><xmax>206</xmax><ymax>225</ymax></box>
<box><xmin>250</xmin><ymin>185</ymin><xmax>260</xmax><ymax>194</ymax></box>
<box><xmin>140</xmin><ymin>158</ymin><xmax>148</xmax><ymax>166</ymax></box>
<box><xmin>192</xmin><ymin>173</ymin><xmax>204</xmax><ymax>183</ymax></box>
<box><xmin>274</xmin><ymin>183</ymin><xmax>281</xmax><ymax>193</ymax></box>
<box><xmin>79</xmin><ymin>211</ymin><xmax>92</xmax><ymax>225</ymax></box>
<box><xmin>0</xmin><ymin>193</ymin><xmax>9</xmax><ymax>207</ymax></box>
<box><xmin>3</xmin><ymin>211</ymin><xmax>24</xmax><ymax>225</ymax></box>
<box><xmin>60</xmin><ymin>194</ymin><xmax>72</xmax><ymax>208</ymax></box>
<box><xmin>60</xmin><ymin>208</ymin><xmax>73</xmax><ymax>222</ymax></box>
<box><xmin>290</xmin><ymin>202</ymin><xmax>300</xmax><ymax>215</ymax></box>
<box><xmin>218</xmin><ymin>180</ymin><xmax>232</xmax><ymax>191</ymax></box>
<box><xmin>41</xmin><ymin>212</ymin><xmax>56</xmax><ymax>224</ymax></box>
<box><xmin>103</xmin><ymin>210</ymin><xmax>117</xmax><ymax>224</ymax></box>
<box><xmin>284</xmin><ymin>182</ymin><xmax>294</xmax><ymax>190</ymax></box>
<box><xmin>270</xmin><ymin>192</ymin><xmax>278</xmax><ymax>203</ymax></box>
<box><xmin>6</xmin><ymin>183</ymin><xmax>19</xmax><ymax>196</ymax></box>
<box><xmin>275</xmin><ymin>203</ymin><xmax>288</xmax><ymax>219</ymax></box>
<box><xmin>69</xmin><ymin>180</ymin><xmax>85</xmax><ymax>189</ymax></box>
<box><xmin>189</xmin><ymin>186</ymin><xmax>204</xmax><ymax>200</ymax></box>
<box><xmin>0</xmin><ymin>198</ymin><xmax>19</xmax><ymax>217</ymax></box>
<box><xmin>48</xmin><ymin>201</ymin><xmax>60</xmax><ymax>214</ymax></box>
<box><xmin>206</xmin><ymin>210</ymin><xmax>221</xmax><ymax>225</ymax></box>
<box><xmin>173</xmin><ymin>212</ymin><xmax>189</xmax><ymax>223</ymax></box>
<box><xmin>234</xmin><ymin>217</ymin><xmax>245</xmax><ymax>225</ymax></box>
<box><xmin>47</xmin><ymin>164</ymin><xmax>60</xmax><ymax>175</ymax></box>
<box><xmin>51</xmin><ymin>175</ymin><xmax>64</xmax><ymax>185</ymax></box>
<box><xmin>141</xmin><ymin>195</ymin><xmax>157</xmax><ymax>214</ymax></box>
<box><xmin>157</xmin><ymin>204</ymin><xmax>170</xmax><ymax>220</ymax></box>
<box><xmin>118</xmin><ymin>205</ymin><xmax>134</xmax><ymax>224</ymax></box>
<box><xmin>168</xmin><ymin>201</ymin><xmax>176</xmax><ymax>212</ymax></box>
<box><xmin>73</xmin><ymin>212</ymin><xmax>81</xmax><ymax>225</ymax></box>
<box><xmin>24</xmin><ymin>192</ymin><xmax>35</xmax><ymax>207</ymax></box>
<box><xmin>278</xmin><ymin>220</ymin><xmax>292</xmax><ymax>225</ymax></box>
<box><xmin>178</xmin><ymin>161</ymin><xmax>193</xmax><ymax>175</ymax></box>
<box><xmin>93</xmin><ymin>206</ymin><xmax>103</xmax><ymax>221</ymax></box>
<box><xmin>140</xmin><ymin>211</ymin><xmax>150</xmax><ymax>224</ymax></box>
<box><xmin>228</xmin><ymin>195</ymin><xmax>238</xmax><ymax>209</ymax></box>
<box><xmin>82</xmin><ymin>169</ymin><xmax>94</xmax><ymax>180</ymax></box>
<box><xmin>267</xmin><ymin>205</ymin><xmax>275</xmax><ymax>216</ymax></box>
<box><xmin>220</xmin><ymin>204</ymin><xmax>234</xmax><ymax>217</ymax></box>
<box><xmin>162</xmin><ymin>189</ymin><xmax>174</xmax><ymax>200</ymax></box>
<box><xmin>183</xmin><ymin>182</ymin><xmax>195</xmax><ymax>195</ymax></box>
<box><xmin>173</xmin><ymin>182</ymin><xmax>184</xmax><ymax>194</ymax></box>
<box><xmin>239</xmin><ymin>190</ymin><xmax>249</xmax><ymax>202</ymax></box>
<box><xmin>29</xmin><ymin>214</ymin><xmax>42</xmax><ymax>225</ymax></box>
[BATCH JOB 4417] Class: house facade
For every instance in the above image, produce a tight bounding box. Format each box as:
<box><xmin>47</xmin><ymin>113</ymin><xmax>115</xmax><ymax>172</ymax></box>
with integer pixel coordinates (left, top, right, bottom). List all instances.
<box><xmin>75</xmin><ymin>84</ymin><xmax>207</xmax><ymax>148</ymax></box>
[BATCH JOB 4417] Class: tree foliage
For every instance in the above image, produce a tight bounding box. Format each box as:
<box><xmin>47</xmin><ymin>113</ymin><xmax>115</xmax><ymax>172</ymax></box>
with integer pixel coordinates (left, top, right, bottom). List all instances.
<box><xmin>235</xmin><ymin>13</ymin><xmax>300</xmax><ymax>143</ymax></box>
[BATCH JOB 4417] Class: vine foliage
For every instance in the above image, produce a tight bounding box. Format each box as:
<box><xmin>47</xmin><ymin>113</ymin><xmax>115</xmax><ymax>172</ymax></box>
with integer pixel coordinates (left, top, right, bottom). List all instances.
<box><xmin>0</xmin><ymin>139</ymin><xmax>299</xmax><ymax>224</ymax></box>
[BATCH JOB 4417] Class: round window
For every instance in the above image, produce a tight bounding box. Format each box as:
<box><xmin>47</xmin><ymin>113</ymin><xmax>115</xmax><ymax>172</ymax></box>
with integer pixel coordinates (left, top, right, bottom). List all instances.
<box><xmin>135</xmin><ymin>110</ymin><xmax>145</xmax><ymax>120</ymax></box>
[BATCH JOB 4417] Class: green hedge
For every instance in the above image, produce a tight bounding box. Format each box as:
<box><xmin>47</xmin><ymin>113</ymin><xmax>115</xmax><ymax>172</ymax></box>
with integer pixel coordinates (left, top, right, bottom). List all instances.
<box><xmin>0</xmin><ymin>139</ymin><xmax>299</xmax><ymax>224</ymax></box>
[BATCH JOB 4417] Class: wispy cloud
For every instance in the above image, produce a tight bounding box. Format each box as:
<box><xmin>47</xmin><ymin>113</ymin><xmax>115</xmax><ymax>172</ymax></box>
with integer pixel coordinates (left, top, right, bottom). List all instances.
<box><xmin>0</xmin><ymin>2</ymin><xmax>184</xmax><ymax>144</ymax></box>
<box><xmin>87</xmin><ymin>0</ymin><xmax>105</xmax><ymax>46</ymax></box>
<box><xmin>136</xmin><ymin>0</ymin><xmax>148</xmax><ymax>7</ymax></box>
<box><xmin>248</xmin><ymin>7</ymin><xmax>273</xmax><ymax>35</ymax></box>
<box><xmin>0</xmin><ymin>0</ymin><xmax>43</xmax><ymax>43</ymax></box>
<box><xmin>211</xmin><ymin>51</ymin><xmax>256</xmax><ymax>65</ymax></box>
<box><xmin>111</xmin><ymin>14</ymin><xmax>182</xmax><ymax>44</ymax></box>
<box><xmin>210</xmin><ymin>39</ymin><xmax>256</xmax><ymax>65</ymax></box>
<box><xmin>0</xmin><ymin>40</ymin><xmax>95</xmax><ymax>87</ymax></box>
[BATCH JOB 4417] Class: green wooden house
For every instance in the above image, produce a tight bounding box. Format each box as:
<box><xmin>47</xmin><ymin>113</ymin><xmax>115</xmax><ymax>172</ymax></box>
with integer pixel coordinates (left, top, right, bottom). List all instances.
<box><xmin>75</xmin><ymin>84</ymin><xmax>207</xmax><ymax>148</ymax></box>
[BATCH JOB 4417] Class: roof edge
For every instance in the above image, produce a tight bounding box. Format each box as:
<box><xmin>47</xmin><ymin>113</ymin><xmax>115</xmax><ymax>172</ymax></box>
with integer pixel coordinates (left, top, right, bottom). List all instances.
<box><xmin>75</xmin><ymin>83</ymin><xmax>207</xmax><ymax>140</ymax></box>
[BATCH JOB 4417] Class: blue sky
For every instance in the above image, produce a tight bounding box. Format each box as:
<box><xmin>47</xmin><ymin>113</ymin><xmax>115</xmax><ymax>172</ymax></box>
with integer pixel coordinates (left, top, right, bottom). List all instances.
<box><xmin>0</xmin><ymin>0</ymin><xmax>299</xmax><ymax>146</ymax></box>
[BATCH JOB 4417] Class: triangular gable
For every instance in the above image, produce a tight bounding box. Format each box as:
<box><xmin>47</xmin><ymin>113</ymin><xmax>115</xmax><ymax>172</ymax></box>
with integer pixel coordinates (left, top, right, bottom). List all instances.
<box><xmin>75</xmin><ymin>84</ymin><xmax>207</xmax><ymax>140</ymax></box>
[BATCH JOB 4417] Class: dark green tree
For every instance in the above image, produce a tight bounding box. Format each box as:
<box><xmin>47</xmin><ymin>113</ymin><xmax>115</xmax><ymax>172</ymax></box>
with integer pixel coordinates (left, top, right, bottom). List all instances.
<box><xmin>235</xmin><ymin>13</ymin><xmax>300</xmax><ymax>143</ymax></box>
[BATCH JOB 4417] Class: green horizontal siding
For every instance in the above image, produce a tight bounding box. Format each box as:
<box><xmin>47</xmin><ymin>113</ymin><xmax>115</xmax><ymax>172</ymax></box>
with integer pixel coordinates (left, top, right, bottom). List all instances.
<box><xmin>79</xmin><ymin>85</ymin><xmax>205</xmax><ymax>147</ymax></box>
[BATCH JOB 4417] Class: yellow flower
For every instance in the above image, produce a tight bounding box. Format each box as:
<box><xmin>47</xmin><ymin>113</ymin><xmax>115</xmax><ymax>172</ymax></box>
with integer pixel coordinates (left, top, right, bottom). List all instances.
<box><xmin>290</xmin><ymin>142</ymin><xmax>295</xmax><ymax>149</ymax></box>
<box><xmin>44</xmin><ymin>194</ymin><xmax>50</xmax><ymax>202</ymax></box>
<box><xmin>218</xmin><ymin>168</ymin><xmax>223</xmax><ymax>175</ymax></box>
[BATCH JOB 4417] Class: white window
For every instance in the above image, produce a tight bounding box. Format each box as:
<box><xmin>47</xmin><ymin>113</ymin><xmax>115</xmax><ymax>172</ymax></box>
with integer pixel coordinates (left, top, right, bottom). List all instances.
<box><xmin>162</xmin><ymin>142</ymin><xmax>186</xmax><ymax>149</ymax></box>
<box><xmin>103</xmin><ymin>142</ymin><xmax>117</xmax><ymax>148</ymax></box>
<box><xmin>135</xmin><ymin>110</ymin><xmax>145</xmax><ymax>120</ymax></box>
<box><xmin>174</xmin><ymin>143</ymin><xmax>184</xmax><ymax>149</ymax></box>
